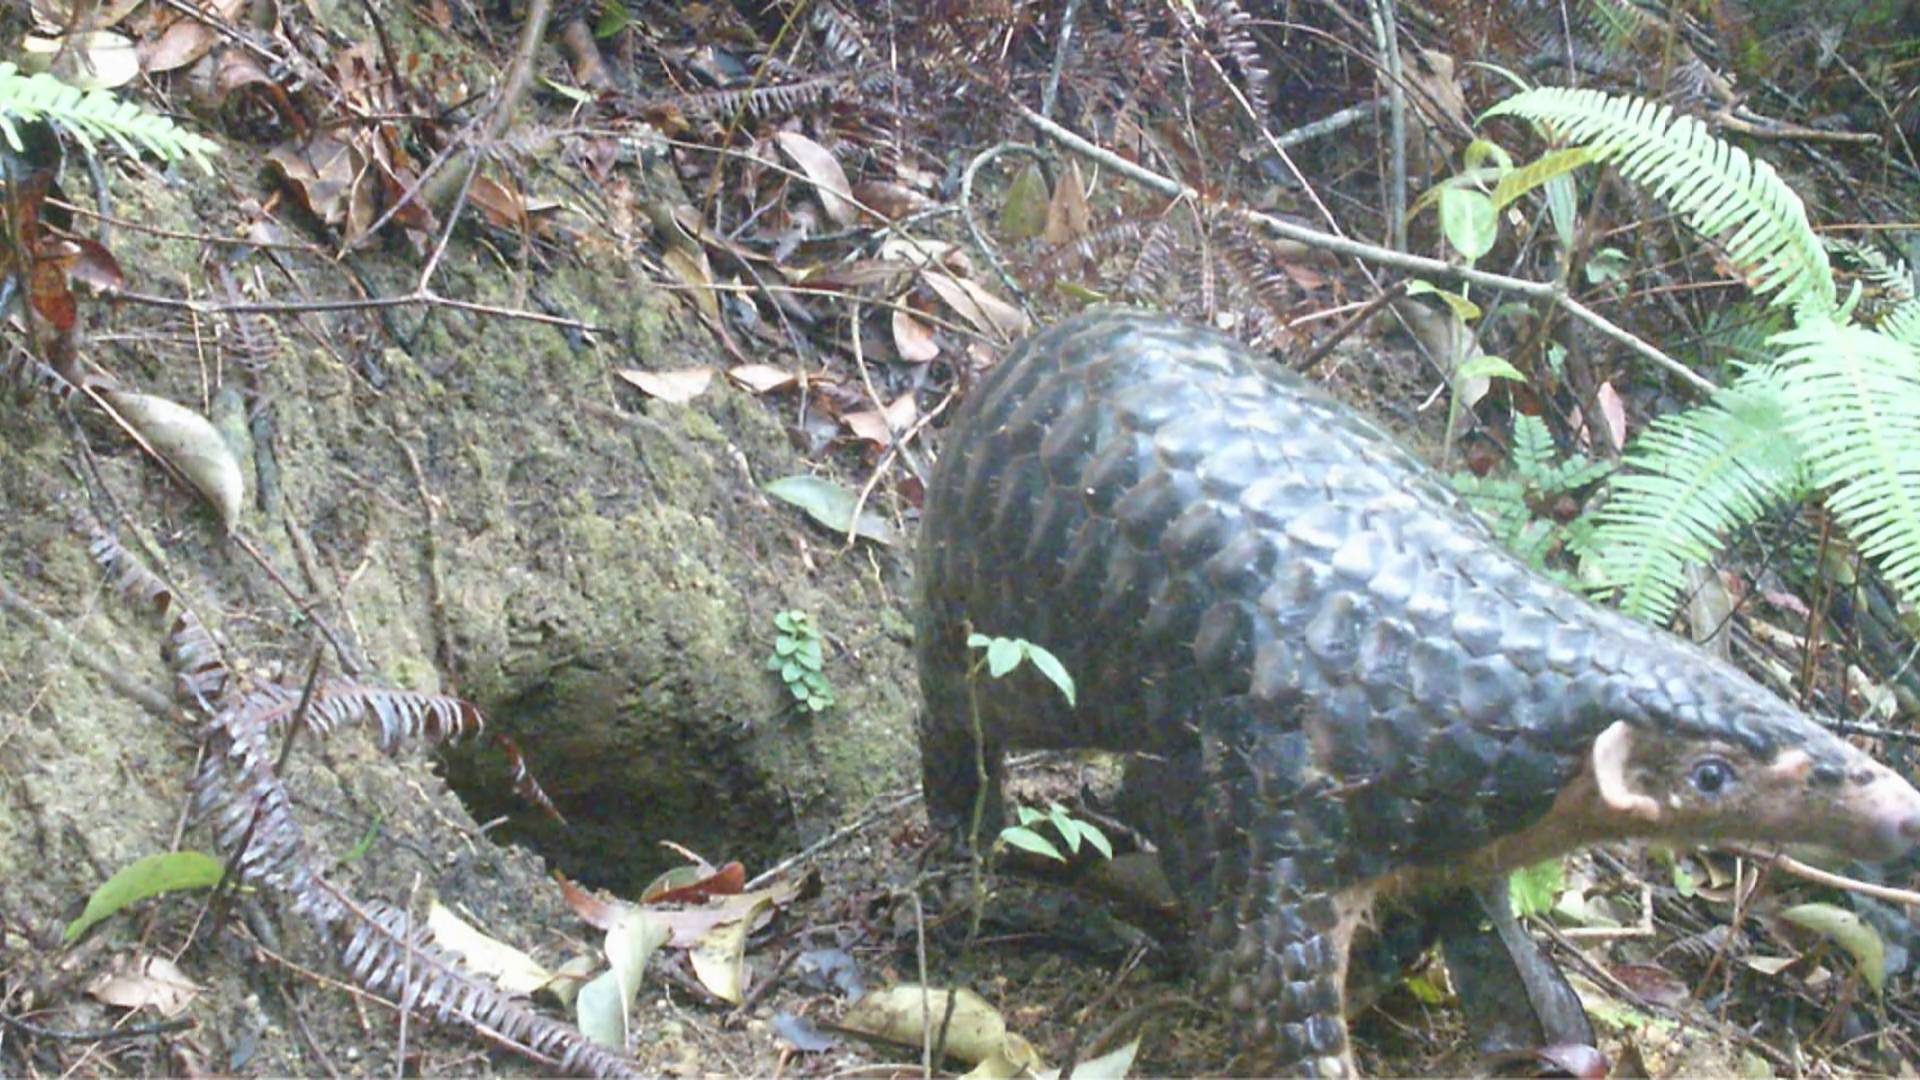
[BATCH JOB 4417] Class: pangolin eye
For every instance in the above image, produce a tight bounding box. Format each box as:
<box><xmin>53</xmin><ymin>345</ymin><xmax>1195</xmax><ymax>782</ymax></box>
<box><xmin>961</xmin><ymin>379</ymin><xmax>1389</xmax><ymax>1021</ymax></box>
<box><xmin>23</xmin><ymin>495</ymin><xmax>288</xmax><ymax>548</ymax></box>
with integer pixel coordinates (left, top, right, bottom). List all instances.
<box><xmin>1689</xmin><ymin>757</ymin><xmax>1735</xmax><ymax>796</ymax></box>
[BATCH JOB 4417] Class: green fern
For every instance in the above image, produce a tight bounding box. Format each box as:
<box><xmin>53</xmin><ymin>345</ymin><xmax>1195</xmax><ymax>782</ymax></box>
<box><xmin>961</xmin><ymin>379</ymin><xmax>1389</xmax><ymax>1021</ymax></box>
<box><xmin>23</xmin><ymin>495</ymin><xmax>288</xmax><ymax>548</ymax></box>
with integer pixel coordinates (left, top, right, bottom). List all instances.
<box><xmin>0</xmin><ymin>63</ymin><xmax>216</xmax><ymax>172</ymax></box>
<box><xmin>1484</xmin><ymin>87</ymin><xmax>1833</xmax><ymax>319</ymax></box>
<box><xmin>1768</xmin><ymin>321</ymin><xmax>1920</xmax><ymax>598</ymax></box>
<box><xmin>1594</xmin><ymin>369</ymin><xmax>1812</xmax><ymax>620</ymax></box>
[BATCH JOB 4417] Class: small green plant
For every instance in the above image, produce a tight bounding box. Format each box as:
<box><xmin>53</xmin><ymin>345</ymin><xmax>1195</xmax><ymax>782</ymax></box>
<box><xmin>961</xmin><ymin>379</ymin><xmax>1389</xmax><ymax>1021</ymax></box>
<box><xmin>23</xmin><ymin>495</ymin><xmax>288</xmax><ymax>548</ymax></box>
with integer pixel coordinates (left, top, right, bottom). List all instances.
<box><xmin>1451</xmin><ymin>413</ymin><xmax>1612</xmax><ymax>576</ymax></box>
<box><xmin>965</xmin><ymin>633</ymin><xmax>1076</xmax><ymax>705</ymax></box>
<box><xmin>767</xmin><ymin>610</ymin><xmax>833</xmax><ymax>713</ymax></box>
<box><xmin>997</xmin><ymin>801</ymin><xmax>1113</xmax><ymax>864</ymax></box>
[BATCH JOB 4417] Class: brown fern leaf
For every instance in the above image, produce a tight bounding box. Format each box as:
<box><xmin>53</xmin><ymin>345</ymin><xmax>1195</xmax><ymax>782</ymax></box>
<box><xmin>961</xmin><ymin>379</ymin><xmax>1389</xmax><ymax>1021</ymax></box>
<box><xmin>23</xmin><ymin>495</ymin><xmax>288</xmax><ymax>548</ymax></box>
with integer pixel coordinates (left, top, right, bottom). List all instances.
<box><xmin>327</xmin><ymin>886</ymin><xmax>642</xmax><ymax>1078</ymax></box>
<box><xmin>660</xmin><ymin>75</ymin><xmax>855</xmax><ymax>121</ymax></box>
<box><xmin>811</xmin><ymin>2</ymin><xmax>873</xmax><ymax>65</ymax></box>
<box><xmin>3</xmin><ymin>343</ymin><xmax>81</xmax><ymax>404</ymax></box>
<box><xmin>84</xmin><ymin>527</ymin><xmax>231</xmax><ymax>710</ymax></box>
<box><xmin>297</xmin><ymin>682</ymin><xmax>563</xmax><ymax>821</ymax></box>
<box><xmin>192</xmin><ymin>689</ymin><xmax>330</xmax><ymax>918</ymax></box>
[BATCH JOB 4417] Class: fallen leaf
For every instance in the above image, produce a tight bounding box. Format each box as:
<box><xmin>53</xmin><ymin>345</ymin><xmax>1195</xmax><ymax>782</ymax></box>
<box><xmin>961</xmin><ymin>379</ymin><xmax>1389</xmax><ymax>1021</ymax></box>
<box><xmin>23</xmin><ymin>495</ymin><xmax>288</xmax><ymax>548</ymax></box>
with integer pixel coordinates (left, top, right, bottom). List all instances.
<box><xmin>764</xmin><ymin>474</ymin><xmax>896</xmax><ymax>545</ymax></box>
<box><xmin>427</xmin><ymin>901</ymin><xmax>554</xmax><ymax>996</ymax></box>
<box><xmin>87</xmin><ymin>954</ymin><xmax>202</xmax><ymax>1018</ymax></box>
<box><xmin>840</xmin><ymin>985</ymin><xmax>1010</xmax><ymax>1065</ymax></box>
<box><xmin>1041</xmin><ymin>161</ymin><xmax>1091</xmax><ymax>247</ymax></box>
<box><xmin>618</xmin><ymin>367</ymin><xmax>714</xmax><ymax>404</ymax></box>
<box><xmin>850</xmin><ymin>180</ymin><xmax>934</xmax><ymax>221</ymax></box>
<box><xmin>843</xmin><ymin>394</ymin><xmax>917</xmax><ymax>448</ymax></box>
<box><xmin>1594</xmin><ymin>380</ymin><xmax>1627</xmax><ymax>452</ymax></box>
<box><xmin>892</xmin><ymin>310</ymin><xmax>939</xmax><ymax>362</ymax></box>
<box><xmin>577</xmin><ymin>909</ymin><xmax>670</xmax><ymax>1051</ymax></box>
<box><xmin>23</xmin><ymin>32</ymin><xmax>140</xmax><ymax>90</ymax></box>
<box><xmin>999</xmin><ymin>162</ymin><xmax>1049</xmax><ymax>241</ymax></box>
<box><xmin>689</xmin><ymin>895</ymin><xmax>767</xmax><ymax>1004</ymax></box>
<box><xmin>1780</xmin><ymin>902</ymin><xmax>1888</xmax><ymax>993</ymax></box>
<box><xmin>65</xmin><ymin>851</ymin><xmax>225</xmax><ymax>946</ymax></box>
<box><xmin>776</xmin><ymin>131</ymin><xmax>857</xmax><ymax>227</ymax></box>
<box><xmin>103</xmin><ymin>391</ymin><xmax>245</xmax><ymax>530</ymax></box>
<box><xmin>728</xmin><ymin>364</ymin><xmax>799</xmax><ymax>394</ymax></box>
<box><xmin>662</xmin><ymin>246</ymin><xmax>720</xmax><ymax>321</ymax></box>
<box><xmin>641</xmin><ymin>860</ymin><xmax>744</xmax><ymax>904</ymax></box>
<box><xmin>922</xmin><ymin>271</ymin><xmax>1029</xmax><ymax>341</ymax></box>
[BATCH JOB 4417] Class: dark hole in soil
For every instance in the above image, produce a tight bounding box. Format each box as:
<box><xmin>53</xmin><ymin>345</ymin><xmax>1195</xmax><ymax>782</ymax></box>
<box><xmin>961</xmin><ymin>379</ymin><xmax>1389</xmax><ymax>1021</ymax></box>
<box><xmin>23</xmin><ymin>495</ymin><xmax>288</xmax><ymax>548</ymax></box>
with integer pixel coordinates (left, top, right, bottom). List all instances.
<box><xmin>438</xmin><ymin>659</ymin><xmax>793</xmax><ymax>896</ymax></box>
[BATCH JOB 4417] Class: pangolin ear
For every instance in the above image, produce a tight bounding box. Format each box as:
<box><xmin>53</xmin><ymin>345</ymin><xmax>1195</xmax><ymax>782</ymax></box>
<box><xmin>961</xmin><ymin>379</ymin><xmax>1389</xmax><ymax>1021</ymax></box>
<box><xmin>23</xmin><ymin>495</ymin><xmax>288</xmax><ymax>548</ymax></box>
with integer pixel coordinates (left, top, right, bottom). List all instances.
<box><xmin>1591</xmin><ymin>720</ymin><xmax>1662</xmax><ymax>823</ymax></box>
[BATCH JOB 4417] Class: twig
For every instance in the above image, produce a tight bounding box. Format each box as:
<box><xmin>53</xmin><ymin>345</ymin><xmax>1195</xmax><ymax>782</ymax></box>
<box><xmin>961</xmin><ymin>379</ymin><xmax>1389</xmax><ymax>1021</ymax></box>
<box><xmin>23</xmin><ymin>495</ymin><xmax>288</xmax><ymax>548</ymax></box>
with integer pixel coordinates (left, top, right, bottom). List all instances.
<box><xmin>743</xmin><ymin>789</ymin><xmax>921</xmax><ymax>891</ymax></box>
<box><xmin>1013</xmin><ymin>104</ymin><xmax>1717</xmax><ymax>395</ymax></box>
<box><xmin>1727</xmin><ymin>846</ymin><xmax>1920</xmax><ymax>908</ymax></box>
<box><xmin>0</xmin><ymin>1013</ymin><xmax>192</xmax><ymax>1042</ymax></box>
<box><xmin>958</xmin><ymin>143</ymin><xmax>1046</xmax><ymax>312</ymax></box>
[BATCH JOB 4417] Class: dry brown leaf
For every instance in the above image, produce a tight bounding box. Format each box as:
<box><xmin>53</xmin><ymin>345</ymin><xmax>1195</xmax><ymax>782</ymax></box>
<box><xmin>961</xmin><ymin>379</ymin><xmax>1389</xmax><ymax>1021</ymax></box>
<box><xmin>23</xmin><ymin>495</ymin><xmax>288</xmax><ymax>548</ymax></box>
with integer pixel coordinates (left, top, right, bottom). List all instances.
<box><xmin>661</xmin><ymin>246</ymin><xmax>720</xmax><ymax>322</ymax></box>
<box><xmin>725</xmin><ymin>363</ymin><xmax>802</xmax><ymax>393</ymax></box>
<box><xmin>24</xmin><ymin>31</ymin><xmax>140</xmax><ymax>90</ymax></box>
<box><xmin>1041</xmin><ymin>161</ymin><xmax>1092</xmax><ymax>247</ymax></box>
<box><xmin>728</xmin><ymin>364</ymin><xmax>799</xmax><ymax>394</ymax></box>
<box><xmin>922</xmin><ymin>271</ymin><xmax>1029</xmax><ymax>341</ymax></box>
<box><xmin>775</xmin><ymin>131</ymin><xmax>858</xmax><ymax>227</ymax></box>
<box><xmin>843</xmin><ymin>394</ymin><xmax>918</xmax><ymax>448</ymax></box>
<box><xmin>139</xmin><ymin>0</ymin><xmax>243</xmax><ymax>73</ymax></box>
<box><xmin>427</xmin><ymin>901</ymin><xmax>555</xmax><ymax>996</ymax></box>
<box><xmin>86</xmin><ymin>954</ymin><xmax>202</xmax><ymax>1018</ymax></box>
<box><xmin>688</xmin><ymin>895</ymin><xmax>767</xmax><ymax>1005</ymax></box>
<box><xmin>31</xmin><ymin>0</ymin><xmax>142</xmax><ymax>31</ymax></box>
<box><xmin>103</xmin><ymin>390</ymin><xmax>244</xmax><ymax>530</ymax></box>
<box><xmin>850</xmin><ymin>180</ymin><xmax>934</xmax><ymax>222</ymax></box>
<box><xmin>618</xmin><ymin>368</ymin><xmax>714</xmax><ymax>404</ymax></box>
<box><xmin>891</xmin><ymin>309</ymin><xmax>939</xmax><ymax>363</ymax></box>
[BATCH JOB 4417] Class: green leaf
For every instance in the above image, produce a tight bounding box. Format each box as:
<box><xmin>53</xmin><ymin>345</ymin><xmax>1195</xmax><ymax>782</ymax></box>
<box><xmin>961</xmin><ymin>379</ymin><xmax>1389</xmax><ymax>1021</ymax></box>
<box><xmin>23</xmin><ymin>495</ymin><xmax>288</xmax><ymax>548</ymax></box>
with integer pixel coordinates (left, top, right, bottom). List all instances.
<box><xmin>1490</xmin><ymin>145</ymin><xmax>1596</xmax><ymax>211</ymax></box>
<box><xmin>1015</xmin><ymin>805</ymin><xmax>1045</xmax><ymax>827</ymax></box>
<box><xmin>1455</xmin><ymin>354</ymin><xmax>1526</xmax><ymax>385</ymax></box>
<box><xmin>1047</xmin><ymin>804</ymin><xmax>1081</xmax><ymax>854</ymax></box>
<box><xmin>999</xmin><ymin>826</ymin><xmax>1065</xmax><ymax>862</ymax></box>
<box><xmin>774</xmin><ymin>611</ymin><xmax>797</xmax><ymax>632</ymax></box>
<box><xmin>1070</xmin><ymin>819</ymin><xmax>1113</xmax><ymax>860</ymax></box>
<box><xmin>1406</xmin><ymin>279</ymin><xmax>1482</xmax><ymax>321</ymax></box>
<box><xmin>763</xmin><ymin>475</ymin><xmax>897</xmax><ymax>545</ymax></box>
<box><xmin>65</xmin><ymin>851</ymin><xmax>226</xmax><ymax>945</ymax></box>
<box><xmin>965</xmin><ymin>632</ymin><xmax>992</xmax><ymax>649</ymax></box>
<box><xmin>1780</xmin><ymin>902</ymin><xmax>1888</xmax><ymax>993</ymax></box>
<box><xmin>1021</xmin><ymin>643</ymin><xmax>1076</xmax><ymax>706</ymax></box>
<box><xmin>985</xmin><ymin>637</ymin><xmax>1022</xmax><ymax>678</ymax></box>
<box><xmin>1439</xmin><ymin>187</ymin><xmax>1498</xmax><ymax>263</ymax></box>
<box><xmin>1508</xmin><ymin>858</ymin><xmax>1565</xmax><ymax>919</ymax></box>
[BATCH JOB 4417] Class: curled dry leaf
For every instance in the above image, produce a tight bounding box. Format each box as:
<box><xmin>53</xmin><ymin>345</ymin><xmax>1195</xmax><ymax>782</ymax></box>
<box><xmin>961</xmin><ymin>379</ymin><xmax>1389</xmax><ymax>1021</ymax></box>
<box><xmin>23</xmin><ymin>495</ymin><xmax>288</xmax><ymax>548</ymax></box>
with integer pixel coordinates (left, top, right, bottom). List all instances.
<box><xmin>618</xmin><ymin>367</ymin><xmax>714</xmax><ymax>404</ymax></box>
<box><xmin>103</xmin><ymin>390</ymin><xmax>244</xmax><ymax>530</ymax></box>
<box><xmin>892</xmin><ymin>310</ymin><xmax>940</xmax><ymax>362</ymax></box>
<box><xmin>839</xmin><ymin>985</ymin><xmax>1011</xmax><ymax>1065</ymax></box>
<box><xmin>140</xmin><ymin>0</ymin><xmax>246</xmax><ymax>73</ymax></box>
<box><xmin>688</xmin><ymin>895</ymin><xmax>767</xmax><ymax>1005</ymax></box>
<box><xmin>775</xmin><ymin>131</ymin><xmax>857</xmax><ymax>227</ymax></box>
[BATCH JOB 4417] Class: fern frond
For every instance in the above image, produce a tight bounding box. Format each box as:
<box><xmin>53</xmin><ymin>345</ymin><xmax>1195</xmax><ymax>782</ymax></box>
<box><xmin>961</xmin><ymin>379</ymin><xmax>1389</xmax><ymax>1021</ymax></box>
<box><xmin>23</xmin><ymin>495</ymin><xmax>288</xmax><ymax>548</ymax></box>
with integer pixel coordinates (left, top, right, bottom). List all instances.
<box><xmin>1769</xmin><ymin>321</ymin><xmax>1920</xmax><ymax>599</ymax></box>
<box><xmin>1874</xmin><ymin>297</ymin><xmax>1920</xmax><ymax>350</ymax></box>
<box><xmin>1485</xmin><ymin>87</ymin><xmax>1832</xmax><ymax>318</ymax></box>
<box><xmin>0</xmin><ymin>63</ymin><xmax>216</xmax><ymax>171</ymax></box>
<box><xmin>1593</xmin><ymin>368</ymin><xmax>1811</xmax><ymax>622</ymax></box>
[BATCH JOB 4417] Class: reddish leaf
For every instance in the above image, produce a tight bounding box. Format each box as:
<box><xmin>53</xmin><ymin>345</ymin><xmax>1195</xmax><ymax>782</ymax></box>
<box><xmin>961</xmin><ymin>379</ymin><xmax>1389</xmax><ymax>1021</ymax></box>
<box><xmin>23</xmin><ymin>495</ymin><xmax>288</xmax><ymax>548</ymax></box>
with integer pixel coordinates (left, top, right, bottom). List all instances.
<box><xmin>642</xmin><ymin>860</ymin><xmax>744</xmax><ymax>904</ymax></box>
